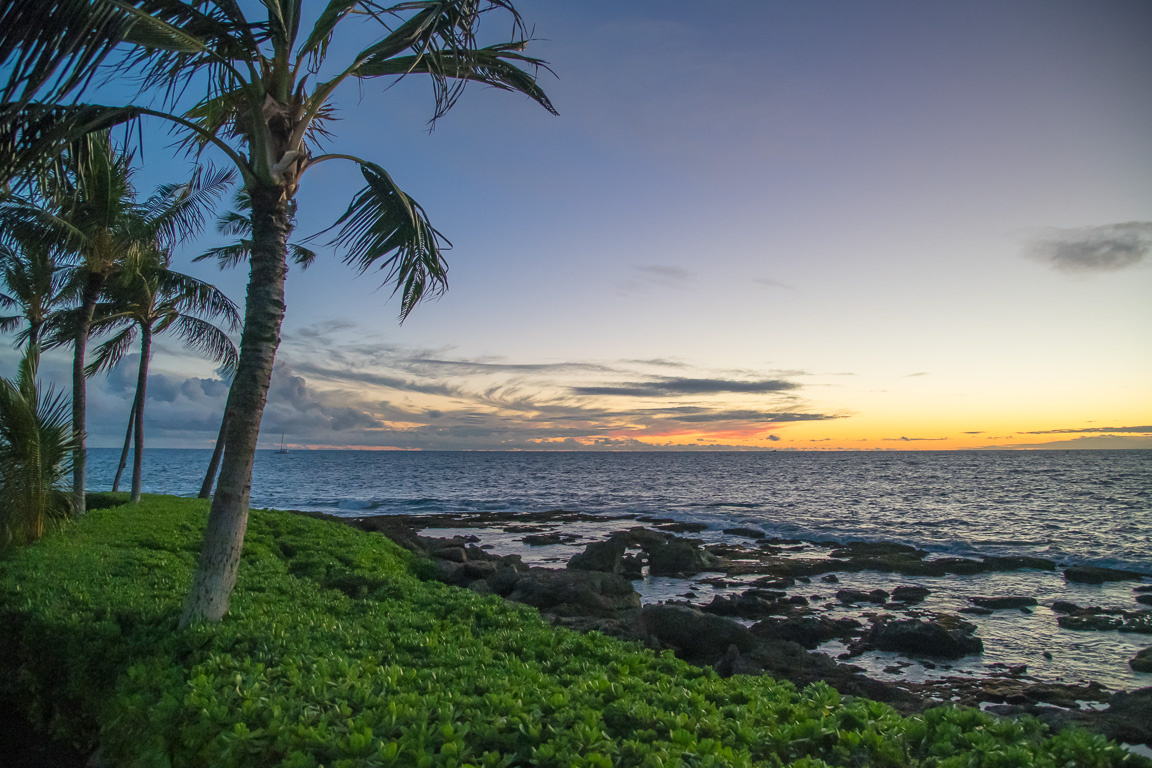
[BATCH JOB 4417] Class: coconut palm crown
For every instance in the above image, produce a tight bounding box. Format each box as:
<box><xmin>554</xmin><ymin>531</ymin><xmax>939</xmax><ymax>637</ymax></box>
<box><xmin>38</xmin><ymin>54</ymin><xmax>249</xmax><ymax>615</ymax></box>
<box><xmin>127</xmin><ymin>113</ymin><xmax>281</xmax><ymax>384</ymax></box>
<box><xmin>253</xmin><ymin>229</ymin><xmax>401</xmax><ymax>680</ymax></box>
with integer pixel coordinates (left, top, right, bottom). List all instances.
<box><xmin>0</xmin><ymin>0</ymin><xmax>555</xmax><ymax>624</ymax></box>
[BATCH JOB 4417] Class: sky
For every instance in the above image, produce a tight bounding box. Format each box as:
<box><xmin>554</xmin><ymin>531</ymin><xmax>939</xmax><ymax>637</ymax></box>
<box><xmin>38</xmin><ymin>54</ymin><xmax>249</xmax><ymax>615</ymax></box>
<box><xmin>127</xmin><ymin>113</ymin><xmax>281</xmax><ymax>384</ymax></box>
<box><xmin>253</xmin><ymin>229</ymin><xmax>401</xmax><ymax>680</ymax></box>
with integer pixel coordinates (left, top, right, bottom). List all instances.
<box><xmin>6</xmin><ymin>0</ymin><xmax>1152</xmax><ymax>451</ymax></box>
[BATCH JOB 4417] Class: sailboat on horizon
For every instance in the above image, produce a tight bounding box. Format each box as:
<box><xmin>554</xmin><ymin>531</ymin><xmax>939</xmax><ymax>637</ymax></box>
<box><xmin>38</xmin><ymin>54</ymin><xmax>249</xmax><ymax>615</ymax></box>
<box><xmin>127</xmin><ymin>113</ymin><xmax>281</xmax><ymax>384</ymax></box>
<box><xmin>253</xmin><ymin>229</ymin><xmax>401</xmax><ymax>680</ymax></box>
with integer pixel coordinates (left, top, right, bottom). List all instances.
<box><xmin>276</xmin><ymin>432</ymin><xmax>289</xmax><ymax>454</ymax></box>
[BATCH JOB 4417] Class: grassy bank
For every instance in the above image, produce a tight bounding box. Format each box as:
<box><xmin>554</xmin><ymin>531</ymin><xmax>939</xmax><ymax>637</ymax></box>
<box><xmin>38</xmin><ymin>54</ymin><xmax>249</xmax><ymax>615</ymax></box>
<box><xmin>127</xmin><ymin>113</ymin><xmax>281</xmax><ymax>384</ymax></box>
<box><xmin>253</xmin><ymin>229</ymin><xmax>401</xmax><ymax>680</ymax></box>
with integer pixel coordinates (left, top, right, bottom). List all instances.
<box><xmin>0</xmin><ymin>495</ymin><xmax>1143</xmax><ymax>767</ymax></box>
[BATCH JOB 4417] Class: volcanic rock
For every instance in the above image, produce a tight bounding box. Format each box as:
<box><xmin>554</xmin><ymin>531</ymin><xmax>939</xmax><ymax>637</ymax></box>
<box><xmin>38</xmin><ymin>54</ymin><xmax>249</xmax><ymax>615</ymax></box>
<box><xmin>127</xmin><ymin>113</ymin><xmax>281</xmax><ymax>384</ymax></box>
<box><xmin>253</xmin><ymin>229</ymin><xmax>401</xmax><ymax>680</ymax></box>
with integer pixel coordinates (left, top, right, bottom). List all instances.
<box><xmin>750</xmin><ymin>615</ymin><xmax>864</xmax><ymax>649</ymax></box>
<box><xmin>508</xmin><ymin>569</ymin><xmax>640</xmax><ymax>618</ymax></box>
<box><xmin>856</xmin><ymin>615</ymin><xmax>983</xmax><ymax>659</ymax></box>
<box><xmin>724</xmin><ymin>527</ymin><xmax>767</xmax><ymax>539</ymax></box>
<box><xmin>969</xmin><ymin>596</ymin><xmax>1038</xmax><ymax>610</ymax></box>
<box><xmin>567</xmin><ymin>538</ymin><xmax>626</xmax><ymax>573</ymax></box>
<box><xmin>1064</xmin><ymin>565</ymin><xmax>1149</xmax><ymax>584</ymax></box>
<box><xmin>891</xmin><ymin>585</ymin><xmax>931</xmax><ymax>603</ymax></box>
<box><xmin>635</xmin><ymin>604</ymin><xmax>754</xmax><ymax>664</ymax></box>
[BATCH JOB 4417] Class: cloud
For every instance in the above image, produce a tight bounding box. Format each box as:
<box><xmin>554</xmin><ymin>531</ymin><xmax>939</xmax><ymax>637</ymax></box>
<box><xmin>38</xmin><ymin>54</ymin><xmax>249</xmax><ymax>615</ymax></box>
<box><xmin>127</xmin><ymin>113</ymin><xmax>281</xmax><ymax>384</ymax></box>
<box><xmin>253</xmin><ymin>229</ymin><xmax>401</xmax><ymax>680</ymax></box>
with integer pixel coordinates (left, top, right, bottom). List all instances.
<box><xmin>1027</xmin><ymin>222</ymin><xmax>1152</xmax><ymax>273</ymax></box>
<box><xmin>642</xmin><ymin>407</ymin><xmax>838</xmax><ymax>423</ymax></box>
<box><xmin>572</xmin><ymin>377</ymin><xmax>798</xmax><ymax>397</ymax></box>
<box><xmin>885</xmin><ymin>436</ymin><xmax>947</xmax><ymax>442</ymax></box>
<box><xmin>617</xmin><ymin>264</ymin><xmax>692</xmax><ymax>294</ymax></box>
<box><xmin>1020</xmin><ymin>425</ymin><xmax>1151</xmax><ymax>434</ymax></box>
<box><xmin>753</xmin><ymin>278</ymin><xmax>794</xmax><ymax>291</ymax></box>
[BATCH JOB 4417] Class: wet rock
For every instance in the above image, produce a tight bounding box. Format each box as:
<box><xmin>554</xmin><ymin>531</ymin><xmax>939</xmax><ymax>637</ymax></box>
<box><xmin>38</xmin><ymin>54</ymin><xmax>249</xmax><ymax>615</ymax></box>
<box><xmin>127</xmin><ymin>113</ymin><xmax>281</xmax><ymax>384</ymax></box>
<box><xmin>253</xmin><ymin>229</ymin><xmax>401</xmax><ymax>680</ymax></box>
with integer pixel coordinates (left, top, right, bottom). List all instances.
<box><xmin>751</xmin><ymin>576</ymin><xmax>796</xmax><ymax>589</ymax></box>
<box><xmin>750</xmin><ymin>615</ymin><xmax>864</xmax><ymax>649</ymax></box>
<box><xmin>1136</xmin><ymin>584</ymin><xmax>1152</xmax><ymax>593</ymax></box>
<box><xmin>635</xmin><ymin>604</ymin><xmax>755</xmax><ymax>664</ymax></box>
<box><xmin>647</xmin><ymin>539</ymin><xmax>721</xmax><ymax>577</ymax></box>
<box><xmin>1136</xmin><ymin>594</ymin><xmax>1152</xmax><ymax>607</ymax></box>
<box><xmin>891</xmin><ymin>585</ymin><xmax>931</xmax><ymax>603</ymax></box>
<box><xmin>1064</xmin><ymin>565</ymin><xmax>1149</xmax><ymax>584</ymax></box>
<box><xmin>508</xmin><ymin>569</ymin><xmax>641</xmax><ymax>618</ymax></box>
<box><xmin>959</xmin><ymin>606</ymin><xmax>993</xmax><ymax>616</ymax></box>
<box><xmin>829</xmin><ymin>541</ymin><xmax>926</xmax><ymax>560</ymax></box>
<box><xmin>820</xmin><ymin>574</ymin><xmax>840</xmax><ymax>583</ymax></box>
<box><xmin>969</xmin><ymin>596</ymin><xmax>1038</xmax><ymax>610</ymax></box>
<box><xmin>1051</xmin><ymin>600</ymin><xmax>1081</xmax><ymax>614</ymax></box>
<box><xmin>655</xmin><ymin>521</ymin><xmax>710</xmax><ymax>534</ymax></box>
<box><xmin>1057</xmin><ymin>607</ymin><xmax>1152</xmax><ymax>634</ymax></box>
<box><xmin>723</xmin><ymin>527</ymin><xmax>767</xmax><ymax>539</ymax></box>
<box><xmin>979</xmin><ymin>555</ymin><xmax>1056</xmax><ymax>572</ymax></box>
<box><xmin>1092</xmin><ymin>687</ymin><xmax>1152</xmax><ymax>746</ymax></box>
<box><xmin>836</xmin><ymin>588</ymin><xmax>887</xmax><ymax>604</ymax></box>
<box><xmin>1129</xmin><ymin>647</ymin><xmax>1152</xmax><ymax>673</ymax></box>
<box><xmin>567</xmin><ymin>538</ymin><xmax>626</xmax><ymax>573</ymax></box>
<box><xmin>701</xmin><ymin>590</ymin><xmax>785</xmax><ymax>618</ymax></box>
<box><xmin>620</xmin><ymin>553</ymin><xmax>644</xmax><ymax>579</ymax></box>
<box><xmin>522</xmin><ymin>532</ymin><xmax>580</xmax><ymax>546</ymax></box>
<box><xmin>856</xmin><ymin>615</ymin><xmax>983</xmax><ymax>659</ymax></box>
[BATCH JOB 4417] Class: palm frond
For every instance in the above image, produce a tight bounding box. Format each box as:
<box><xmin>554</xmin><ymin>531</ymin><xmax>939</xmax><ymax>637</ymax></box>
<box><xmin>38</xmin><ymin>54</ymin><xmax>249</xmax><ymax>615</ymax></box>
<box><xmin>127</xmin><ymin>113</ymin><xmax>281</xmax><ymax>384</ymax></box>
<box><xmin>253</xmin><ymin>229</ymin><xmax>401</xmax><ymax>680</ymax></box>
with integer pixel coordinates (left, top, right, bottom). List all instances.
<box><xmin>357</xmin><ymin>42</ymin><xmax>555</xmax><ymax>117</ymax></box>
<box><xmin>170</xmin><ymin>314</ymin><xmax>238</xmax><ymax>374</ymax></box>
<box><xmin>193</xmin><ymin>241</ymin><xmax>251</xmax><ymax>270</ymax></box>
<box><xmin>85</xmin><ymin>325</ymin><xmax>137</xmax><ymax>377</ymax></box>
<box><xmin>322</xmin><ymin>160</ymin><xmax>450</xmax><ymax>320</ymax></box>
<box><xmin>0</xmin><ymin>0</ymin><xmax>133</xmax><ymax>111</ymax></box>
<box><xmin>298</xmin><ymin>0</ymin><xmax>360</xmax><ymax>65</ymax></box>
<box><xmin>145</xmin><ymin>163</ymin><xmax>236</xmax><ymax>246</ymax></box>
<box><xmin>0</xmin><ymin>104</ymin><xmax>143</xmax><ymax>188</ymax></box>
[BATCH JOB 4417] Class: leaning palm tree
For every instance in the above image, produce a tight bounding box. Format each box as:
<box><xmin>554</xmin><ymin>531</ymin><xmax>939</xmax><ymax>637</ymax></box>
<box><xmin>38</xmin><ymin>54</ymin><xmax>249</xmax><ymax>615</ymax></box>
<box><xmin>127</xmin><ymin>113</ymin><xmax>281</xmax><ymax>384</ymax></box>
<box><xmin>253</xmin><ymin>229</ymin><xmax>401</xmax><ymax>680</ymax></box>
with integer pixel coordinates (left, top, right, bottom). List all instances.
<box><xmin>0</xmin><ymin>345</ymin><xmax>74</xmax><ymax>549</ymax></box>
<box><xmin>193</xmin><ymin>190</ymin><xmax>314</xmax><ymax>500</ymax></box>
<box><xmin>0</xmin><ymin>1</ymin><xmax>555</xmax><ymax>624</ymax></box>
<box><xmin>87</xmin><ymin>247</ymin><xmax>240</xmax><ymax>503</ymax></box>
<box><xmin>0</xmin><ymin>137</ymin><xmax>234</xmax><ymax>517</ymax></box>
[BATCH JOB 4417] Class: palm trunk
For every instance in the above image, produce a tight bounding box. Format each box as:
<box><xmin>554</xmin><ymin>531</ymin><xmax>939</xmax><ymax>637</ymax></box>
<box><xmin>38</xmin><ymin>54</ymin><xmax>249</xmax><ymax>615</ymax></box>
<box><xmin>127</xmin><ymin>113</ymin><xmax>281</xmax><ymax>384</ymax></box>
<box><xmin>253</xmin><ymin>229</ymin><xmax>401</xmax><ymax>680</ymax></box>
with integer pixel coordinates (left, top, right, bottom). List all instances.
<box><xmin>181</xmin><ymin>186</ymin><xmax>291</xmax><ymax>626</ymax></box>
<box><xmin>71</xmin><ymin>273</ymin><xmax>103</xmax><ymax>516</ymax></box>
<box><xmin>198</xmin><ymin>409</ymin><xmax>229</xmax><ymax>499</ymax></box>
<box><xmin>111</xmin><ymin>398</ymin><xmax>135</xmax><ymax>493</ymax></box>
<box><xmin>130</xmin><ymin>324</ymin><xmax>151</xmax><ymax>504</ymax></box>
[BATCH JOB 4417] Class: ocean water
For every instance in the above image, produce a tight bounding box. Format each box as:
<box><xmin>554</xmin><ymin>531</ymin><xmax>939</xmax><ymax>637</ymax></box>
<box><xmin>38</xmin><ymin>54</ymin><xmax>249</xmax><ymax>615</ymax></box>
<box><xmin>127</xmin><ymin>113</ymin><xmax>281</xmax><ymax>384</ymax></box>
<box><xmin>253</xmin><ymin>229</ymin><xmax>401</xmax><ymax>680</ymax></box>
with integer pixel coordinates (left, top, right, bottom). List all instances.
<box><xmin>88</xmin><ymin>449</ymin><xmax>1151</xmax><ymax>572</ymax></box>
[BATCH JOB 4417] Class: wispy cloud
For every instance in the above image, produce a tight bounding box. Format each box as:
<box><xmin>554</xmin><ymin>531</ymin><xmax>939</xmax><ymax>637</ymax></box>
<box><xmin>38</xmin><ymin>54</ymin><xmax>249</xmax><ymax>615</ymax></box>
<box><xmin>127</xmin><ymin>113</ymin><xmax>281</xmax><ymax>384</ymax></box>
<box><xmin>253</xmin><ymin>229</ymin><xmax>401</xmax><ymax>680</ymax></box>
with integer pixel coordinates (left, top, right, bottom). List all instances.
<box><xmin>1020</xmin><ymin>425</ymin><xmax>1152</xmax><ymax>434</ymax></box>
<box><xmin>1027</xmin><ymin>222</ymin><xmax>1152</xmax><ymax>273</ymax></box>
<box><xmin>572</xmin><ymin>377</ymin><xmax>798</xmax><ymax>397</ymax></box>
<box><xmin>617</xmin><ymin>264</ymin><xmax>692</xmax><ymax>295</ymax></box>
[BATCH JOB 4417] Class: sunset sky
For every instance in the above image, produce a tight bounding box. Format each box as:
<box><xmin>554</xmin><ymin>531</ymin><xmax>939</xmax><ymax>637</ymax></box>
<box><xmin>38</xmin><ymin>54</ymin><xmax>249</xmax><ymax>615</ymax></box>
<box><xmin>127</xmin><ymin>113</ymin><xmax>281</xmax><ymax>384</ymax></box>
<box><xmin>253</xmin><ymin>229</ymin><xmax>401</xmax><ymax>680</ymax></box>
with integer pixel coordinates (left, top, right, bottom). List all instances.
<box><xmin>7</xmin><ymin>0</ymin><xmax>1151</xmax><ymax>451</ymax></box>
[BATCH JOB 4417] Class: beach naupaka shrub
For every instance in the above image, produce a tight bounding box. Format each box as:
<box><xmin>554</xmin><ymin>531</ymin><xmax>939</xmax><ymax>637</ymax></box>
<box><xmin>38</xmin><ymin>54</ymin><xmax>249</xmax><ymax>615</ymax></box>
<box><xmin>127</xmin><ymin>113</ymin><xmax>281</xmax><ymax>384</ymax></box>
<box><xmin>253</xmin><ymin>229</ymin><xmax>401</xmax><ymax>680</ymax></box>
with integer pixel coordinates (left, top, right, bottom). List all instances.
<box><xmin>0</xmin><ymin>496</ymin><xmax>1144</xmax><ymax>767</ymax></box>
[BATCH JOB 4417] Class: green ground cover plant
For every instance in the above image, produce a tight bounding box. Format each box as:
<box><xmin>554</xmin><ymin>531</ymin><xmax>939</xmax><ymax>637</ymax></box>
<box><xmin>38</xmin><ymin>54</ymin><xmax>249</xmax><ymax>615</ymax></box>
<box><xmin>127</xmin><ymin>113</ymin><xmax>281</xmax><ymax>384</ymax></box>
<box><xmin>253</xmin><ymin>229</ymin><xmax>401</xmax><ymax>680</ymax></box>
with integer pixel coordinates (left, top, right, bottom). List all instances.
<box><xmin>0</xmin><ymin>495</ymin><xmax>1144</xmax><ymax>767</ymax></box>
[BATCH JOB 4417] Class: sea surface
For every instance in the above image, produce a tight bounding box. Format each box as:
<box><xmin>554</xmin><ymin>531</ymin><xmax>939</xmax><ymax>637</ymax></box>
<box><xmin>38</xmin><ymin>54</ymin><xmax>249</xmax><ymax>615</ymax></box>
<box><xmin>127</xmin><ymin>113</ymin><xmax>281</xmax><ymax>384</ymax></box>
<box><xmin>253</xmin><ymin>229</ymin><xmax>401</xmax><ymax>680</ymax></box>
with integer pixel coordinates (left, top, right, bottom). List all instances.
<box><xmin>88</xmin><ymin>448</ymin><xmax>1152</xmax><ymax>693</ymax></box>
<box><xmin>89</xmin><ymin>449</ymin><xmax>1151</xmax><ymax>572</ymax></box>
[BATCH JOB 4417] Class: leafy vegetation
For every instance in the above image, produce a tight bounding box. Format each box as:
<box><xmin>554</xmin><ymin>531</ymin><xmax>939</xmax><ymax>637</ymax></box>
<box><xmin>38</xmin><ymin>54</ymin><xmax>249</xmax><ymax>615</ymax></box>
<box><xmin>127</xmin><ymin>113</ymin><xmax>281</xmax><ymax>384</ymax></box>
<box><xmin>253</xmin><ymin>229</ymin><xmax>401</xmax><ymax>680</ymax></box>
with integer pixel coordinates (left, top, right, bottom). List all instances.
<box><xmin>0</xmin><ymin>345</ymin><xmax>74</xmax><ymax>548</ymax></box>
<box><xmin>0</xmin><ymin>496</ymin><xmax>1143</xmax><ymax>767</ymax></box>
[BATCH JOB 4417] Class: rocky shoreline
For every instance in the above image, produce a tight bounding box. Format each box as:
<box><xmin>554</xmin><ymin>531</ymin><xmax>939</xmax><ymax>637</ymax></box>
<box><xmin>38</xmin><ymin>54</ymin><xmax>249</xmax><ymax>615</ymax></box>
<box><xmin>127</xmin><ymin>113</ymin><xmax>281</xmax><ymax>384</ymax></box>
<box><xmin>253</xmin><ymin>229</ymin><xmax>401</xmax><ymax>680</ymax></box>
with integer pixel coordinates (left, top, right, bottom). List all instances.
<box><xmin>331</xmin><ymin>508</ymin><xmax>1152</xmax><ymax>749</ymax></box>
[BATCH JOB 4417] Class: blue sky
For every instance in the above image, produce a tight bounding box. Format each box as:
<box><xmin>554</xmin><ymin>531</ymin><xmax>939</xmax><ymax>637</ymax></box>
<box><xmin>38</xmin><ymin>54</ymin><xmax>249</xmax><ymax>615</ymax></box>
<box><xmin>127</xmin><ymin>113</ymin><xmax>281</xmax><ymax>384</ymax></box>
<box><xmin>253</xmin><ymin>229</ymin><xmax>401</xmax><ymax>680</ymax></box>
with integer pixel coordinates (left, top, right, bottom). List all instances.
<box><xmin>9</xmin><ymin>0</ymin><xmax>1152</xmax><ymax>451</ymax></box>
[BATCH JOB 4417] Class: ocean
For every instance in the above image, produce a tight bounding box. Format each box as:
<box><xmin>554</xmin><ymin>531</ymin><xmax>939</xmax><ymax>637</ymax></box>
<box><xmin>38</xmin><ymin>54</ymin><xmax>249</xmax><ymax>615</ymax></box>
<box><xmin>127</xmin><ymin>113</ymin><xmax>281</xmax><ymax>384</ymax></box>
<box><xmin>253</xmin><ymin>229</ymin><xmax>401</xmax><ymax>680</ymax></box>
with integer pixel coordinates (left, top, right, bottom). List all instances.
<box><xmin>88</xmin><ymin>448</ymin><xmax>1151</xmax><ymax>572</ymax></box>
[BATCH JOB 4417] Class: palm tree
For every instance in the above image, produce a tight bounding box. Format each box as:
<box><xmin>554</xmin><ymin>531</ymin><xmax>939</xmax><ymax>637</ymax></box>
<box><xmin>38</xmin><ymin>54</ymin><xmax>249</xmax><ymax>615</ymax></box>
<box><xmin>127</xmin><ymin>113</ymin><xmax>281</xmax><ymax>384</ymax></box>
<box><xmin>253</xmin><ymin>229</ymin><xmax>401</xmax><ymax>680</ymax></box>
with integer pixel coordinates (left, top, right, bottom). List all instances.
<box><xmin>88</xmin><ymin>247</ymin><xmax>240</xmax><ymax>503</ymax></box>
<box><xmin>0</xmin><ymin>235</ymin><xmax>70</xmax><ymax>350</ymax></box>
<box><xmin>194</xmin><ymin>191</ymin><xmax>314</xmax><ymax>500</ymax></box>
<box><xmin>0</xmin><ymin>135</ymin><xmax>233</xmax><ymax>517</ymax></box>
<box><xmin>0</xmin><ymin>1</ymin><xmax>555</xmax><ymax>624</ymax></box>
<box><xmin>0</xmin><ymin>345</ymin><xmax>74</xmax><ymax>549</ymax></box>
